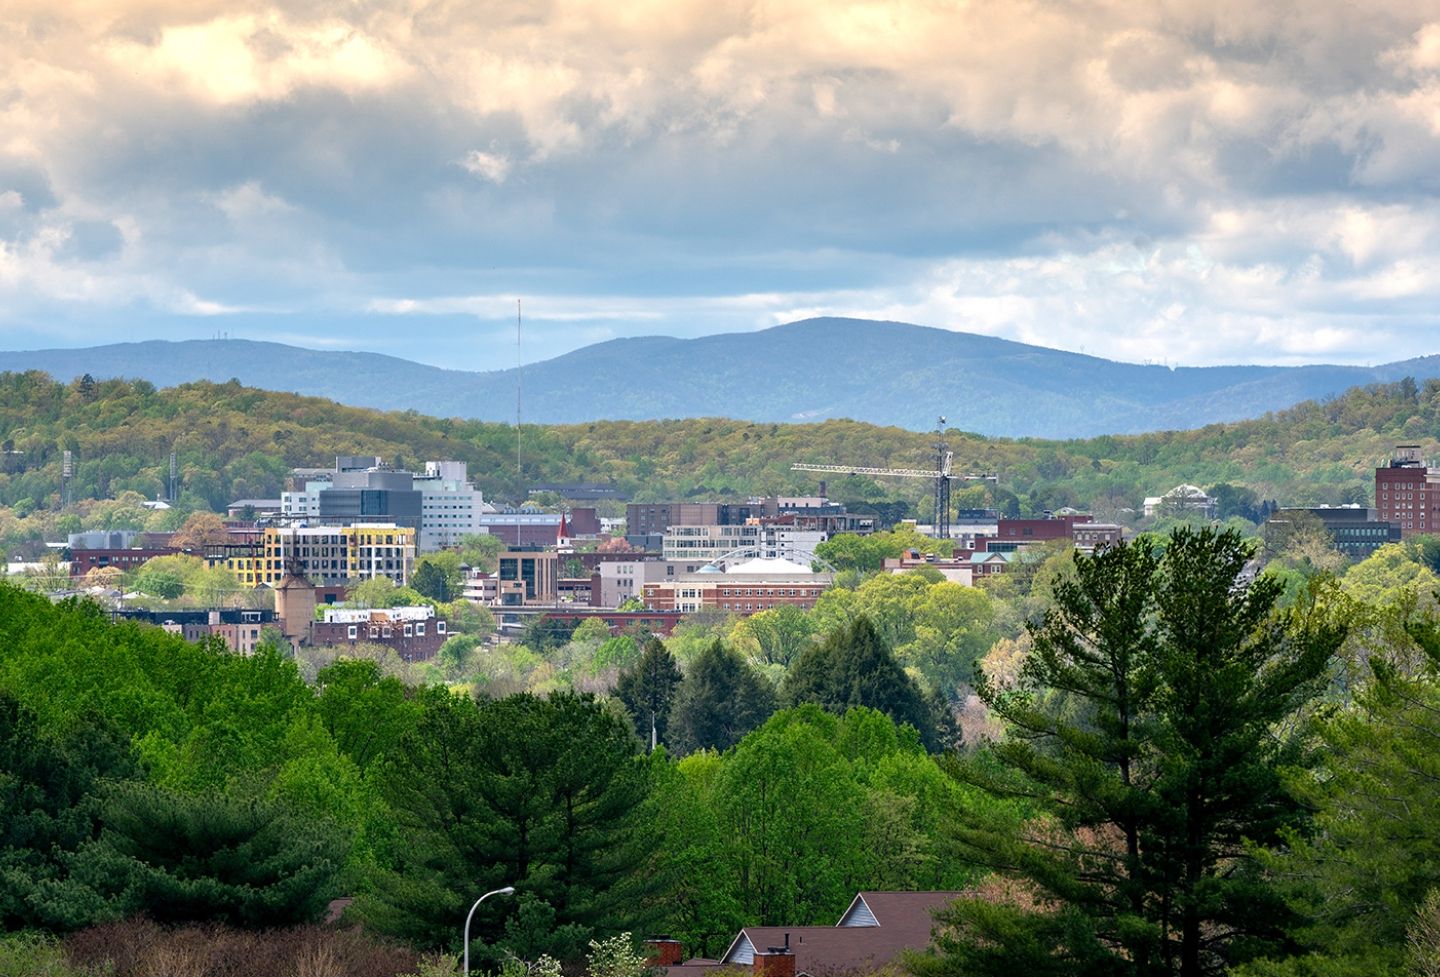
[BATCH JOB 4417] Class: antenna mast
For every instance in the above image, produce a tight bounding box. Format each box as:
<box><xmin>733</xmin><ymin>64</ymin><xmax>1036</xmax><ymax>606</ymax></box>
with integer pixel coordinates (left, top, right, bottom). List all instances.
<box><xmin>516</xmin><ymin>298</ymin><xmax>523</xmax><ymax>491</ymax></box>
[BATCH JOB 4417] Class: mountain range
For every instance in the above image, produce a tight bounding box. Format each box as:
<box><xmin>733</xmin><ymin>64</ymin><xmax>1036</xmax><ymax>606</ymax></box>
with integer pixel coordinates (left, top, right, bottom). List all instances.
<box><xmin>4</xmin><ymin>317</ymin><xmax>1437</xmax><ymax>438</ymax></box>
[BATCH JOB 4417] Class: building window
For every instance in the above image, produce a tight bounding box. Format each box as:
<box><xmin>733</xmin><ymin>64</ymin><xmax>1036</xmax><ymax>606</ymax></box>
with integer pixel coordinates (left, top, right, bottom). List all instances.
<box><xmin>348</xmin><ymin>625</ymin><xmax>357</xmax><ymax>640</ymax></box>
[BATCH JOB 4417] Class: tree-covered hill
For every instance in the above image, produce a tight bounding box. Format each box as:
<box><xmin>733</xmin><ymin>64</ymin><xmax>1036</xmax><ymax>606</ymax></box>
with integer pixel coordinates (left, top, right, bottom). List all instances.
<box><xmin>7</xmin><ymin>317</ymin><xmax>1440</xmax><ymax>437</ymax></box>
<box><xmin>0</xmin><ymin>369</ymin><xmax>1436</xmax><ymax>522</ymax></box>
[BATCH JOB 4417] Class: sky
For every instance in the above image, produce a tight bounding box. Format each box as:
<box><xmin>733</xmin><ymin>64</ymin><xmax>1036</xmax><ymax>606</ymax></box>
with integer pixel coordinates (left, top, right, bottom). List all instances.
<box><xmin>4</xmin><ymin>1</ymin><xmax>1440</xmax><ymax>372</ymax></box>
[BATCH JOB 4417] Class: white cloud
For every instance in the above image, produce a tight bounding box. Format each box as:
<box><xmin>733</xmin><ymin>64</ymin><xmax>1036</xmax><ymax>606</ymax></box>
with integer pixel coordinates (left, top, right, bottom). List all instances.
<box><xmin>3</xmin><ymin>1</ymin><xmax>1440</xmax><ymax>371</ymax></box>
<box><xmin>459</xmin><ymin>150</ymin><xmax>512</xmax><ymax>184</ymax></box>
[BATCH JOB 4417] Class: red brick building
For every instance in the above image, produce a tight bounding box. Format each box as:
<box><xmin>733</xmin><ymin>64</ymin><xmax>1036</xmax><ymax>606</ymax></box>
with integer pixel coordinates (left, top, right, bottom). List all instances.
<box><xmin>1376</xmin><ymin>444</ymin><xmax>1438</xmax><ymax>537</ymax></box>
<box><xmin>642</xmin><ymin>558</ymin><xmax>832</xmax><ymax>614</ymax></box>
<box><xmin>309</xmin><ymin>607</ymin><xmax>449</xmax><ymax>661</ymax></box>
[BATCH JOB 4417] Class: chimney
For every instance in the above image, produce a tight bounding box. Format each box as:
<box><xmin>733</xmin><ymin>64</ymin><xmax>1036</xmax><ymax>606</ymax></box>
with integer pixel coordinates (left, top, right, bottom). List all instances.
<box><xmin>645</xmin><ymin>937</ymin><xmax>684</xmax><ymax>968</ymax></box>
<box><xmin>753</xmin><ymin>936</ymin><xmax>795</xmax><ymax>977</ymax></box>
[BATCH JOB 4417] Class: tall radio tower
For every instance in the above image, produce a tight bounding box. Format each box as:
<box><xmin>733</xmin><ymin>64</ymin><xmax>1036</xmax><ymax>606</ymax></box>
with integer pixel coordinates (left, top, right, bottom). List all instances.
<box><xmin>516</xmin><ymin>298</ymin><xmax>523</xmax><ymax>489</ymax></box>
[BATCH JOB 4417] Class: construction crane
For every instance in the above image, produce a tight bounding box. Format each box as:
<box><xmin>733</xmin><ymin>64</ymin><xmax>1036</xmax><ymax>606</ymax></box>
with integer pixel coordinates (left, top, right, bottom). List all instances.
<box><xmin>791</xmin><ymin>417</ymin><xmax>996</xmax><ymax>540</ymax></box>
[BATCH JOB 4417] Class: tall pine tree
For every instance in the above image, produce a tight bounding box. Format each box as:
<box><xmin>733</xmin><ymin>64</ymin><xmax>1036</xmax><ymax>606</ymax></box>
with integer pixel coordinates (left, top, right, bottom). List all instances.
<box><xmin>920</xmin><ymin>527</ymin><xmax>1344</xmax><ymax>977</ymax></box>
<box><xmin>668</xmin><ymin>641</ymin><xmax>776</xmax><ymax>755</ymax></box>
<box><xmin>782</xmin><ymin>615</ymin><xmax>939</xmax><ymax>749</ymax></box>
<box><xmin>616</xmin><ymin>638</ymin><xmax>684</xmax><ymax>750</ymax></box>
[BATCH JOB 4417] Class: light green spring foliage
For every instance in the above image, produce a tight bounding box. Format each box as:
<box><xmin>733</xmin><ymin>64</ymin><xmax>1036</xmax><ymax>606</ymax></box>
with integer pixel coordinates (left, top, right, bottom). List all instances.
<box><xmin>811</xmin><ymin>572</ymin><xmax>997</xmax><ymax>693</ymax></box>
<box><xmin>1340</xmin><ymin>543</ymin><xmax>1440</xmax><ymax>608</ymax></box>
<box><xmin>645</xmin><ymin>705</ymin><xmax>989</xmax><ymax>956</ymax></box>
<box><xmin>0</xmin><ymin>933</ymin><xmax>91</xmax><ymax>977</ymax></box>
<box><xmin>1237</xmin><ymin>621</ymin><xmax>1440</xmax><ymax>977</ymax></box>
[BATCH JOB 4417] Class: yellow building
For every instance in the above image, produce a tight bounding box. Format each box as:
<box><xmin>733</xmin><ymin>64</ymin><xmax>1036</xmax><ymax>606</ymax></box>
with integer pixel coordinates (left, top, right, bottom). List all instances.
<box><xmin>207</xmin><ymin>525</ymin><xmax>415</xmax><ymax>587</ymax></box>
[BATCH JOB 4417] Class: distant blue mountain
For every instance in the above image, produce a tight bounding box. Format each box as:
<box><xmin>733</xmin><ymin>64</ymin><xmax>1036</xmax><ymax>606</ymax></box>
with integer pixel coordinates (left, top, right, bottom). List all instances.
<box><xmin>3</xmin><ymin>317</ymin><xmax>1436</xmax><ymax>438</ymax></box>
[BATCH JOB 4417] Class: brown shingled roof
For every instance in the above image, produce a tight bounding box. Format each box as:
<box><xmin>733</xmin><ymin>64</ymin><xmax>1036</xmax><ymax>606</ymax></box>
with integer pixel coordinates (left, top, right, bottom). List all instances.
<box><xmin>711</xmin><ymin>892</ymin><xmax>963</xmax><ymax>977</ymax></box>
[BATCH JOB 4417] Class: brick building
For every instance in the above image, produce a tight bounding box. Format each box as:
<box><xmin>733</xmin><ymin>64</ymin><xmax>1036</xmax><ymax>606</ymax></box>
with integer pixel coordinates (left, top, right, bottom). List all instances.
<box><xmin>1376</xmin><ymin>445</ymin><xmax>1439</xmax><ymax>537</ymax></box>
<box><xmin>642</xmin><ymin>557</ymin><xmax>832</xmax><ymax>614</ymax></box>
<box><xmin>310</xmin><ymin>606</ymin><xmax>449</xmax><ymax>661</ymax></box>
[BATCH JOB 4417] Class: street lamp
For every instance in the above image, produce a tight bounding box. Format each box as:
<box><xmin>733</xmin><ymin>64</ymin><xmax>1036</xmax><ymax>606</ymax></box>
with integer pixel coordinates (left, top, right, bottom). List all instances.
<box><xmin>463</xmin><ymin>885</ymin><xmax>515</xmax><ymax>977</ymax></box>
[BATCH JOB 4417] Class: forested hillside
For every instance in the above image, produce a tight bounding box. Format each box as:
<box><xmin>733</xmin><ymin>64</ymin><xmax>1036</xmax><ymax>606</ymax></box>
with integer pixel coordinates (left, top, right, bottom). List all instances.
<box><xmin>9</xmin><ymin>318</ymin><xmax>1440</xmax><ymax>436</ymax></box>
<box><xmin>0</xmin><ymin>370</ymin><xmax>1435</xmax><ymax>537</ymax></box>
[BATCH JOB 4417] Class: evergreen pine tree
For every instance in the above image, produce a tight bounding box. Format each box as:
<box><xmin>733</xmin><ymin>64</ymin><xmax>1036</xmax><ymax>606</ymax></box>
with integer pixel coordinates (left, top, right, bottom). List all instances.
<box><xmin>668</xmin><ymin>640</ymin><xmax>776</xmax><ymax>754</ymax></box>
<box><xmin>919</xmin><ymin>527</ymin><xmax>1344</xmax><ymax>977</ymax></box>
<box><xmin>615</xmin><ymin>638</ymin><xmax>684</xmax><ymax>749</ymax></box>
<box><xmin>782</xmin><ymin>615</ymin><xmax>938</xmax><ymax>749</ymax></box>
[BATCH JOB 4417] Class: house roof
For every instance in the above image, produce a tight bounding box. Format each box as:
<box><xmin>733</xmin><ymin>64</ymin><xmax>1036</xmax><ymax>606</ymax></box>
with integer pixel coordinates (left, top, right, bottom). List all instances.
<box><xmin>713</xmin><ymin>891</ymin><xmax>963</xmax><ymax>977</ymax></box>
<box><xmin>839</xmin><ymin>891</ymin><xmax>963</xmax><ymax>930</ymax></box>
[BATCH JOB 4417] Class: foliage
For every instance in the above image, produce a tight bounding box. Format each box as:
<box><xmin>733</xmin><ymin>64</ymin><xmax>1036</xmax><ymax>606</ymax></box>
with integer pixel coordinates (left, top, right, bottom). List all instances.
<box><xmin>0</xmin><ymin>932</ymin><xmax>90</xmax><ymax>977</ymax></box>
<box><xmin>1236</xmin><ymin>612</ymin><xmax>1440</xmax><ymax>977</ymax></box>
<box><xmin>781</xmin><ymin>616</ymin><xmax>938</xmax><ymax>749</ymax></box>
<box><xmin>728</xmin><ymin>605</ymin><xmax>818</xmax><ymax>666</ymax></box>
<box><xmin>926</xmin><ymin>527</ymin><xmax>1346</xmax><ymax>977</ymax></box>
<box><xmin>358</xmin><ymin>690</ymin><xmax>651</xmax><ymax>958</ymax></box>
<box><xmin>585</xmin><ymin>933</ymin><xmax>653</xmax><ymax>977</ymax></box>
<box><xmin>615</xmin><ymin>639</ymin><xmax>684</xmax><ymax>749</ymax></box>
<box><xmin>458</xmin><ymin>533</ymin><xmax>505</xmax><ymax>574</ymax></box>
<box><xmin>815</xmin><ymin>525</ymin><xmax>954</xmax><ymax>573</ymax></box>
<box><xmin>411</xmin><ymin>562</ymin><xmax>455</xmax><ymax>603</ymax></box>
<box><xmin>350</xmin><ymin>577</ymin><xmax>429</xmax><ymax>609</ymax></box>
<box><xmin>56</xmin><ymin>781</ymin><xmax>347</xmax><ymax>929</ymax></box>
<box><xmin>668</xmin><ymin>641</ymin><xmax>777</xmax><ymax>754</ymax></box>
<box><xmin>0</xmin><ymin>693</ymin><xmax>137</xmax><ymax>931</ymax></box>
<box><xmin>812</xmin><ymin>572</ymin><xmax>997</xmax><ymax>693</ymax></box>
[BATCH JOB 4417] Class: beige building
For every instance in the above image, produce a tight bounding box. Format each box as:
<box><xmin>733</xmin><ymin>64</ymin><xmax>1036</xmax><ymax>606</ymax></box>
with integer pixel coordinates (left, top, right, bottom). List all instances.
<box><xmin>642</xmin><ymin>557</ymin><xmax>832</xmax><ymax>614</ymax></box>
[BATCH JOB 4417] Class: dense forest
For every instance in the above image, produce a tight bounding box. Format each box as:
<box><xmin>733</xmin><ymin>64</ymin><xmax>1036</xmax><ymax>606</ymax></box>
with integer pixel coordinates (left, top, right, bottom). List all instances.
<box><xmin>0</xmin><ymin>370</ymin><xmax>1434</xmax><ymax>542</ymax></box>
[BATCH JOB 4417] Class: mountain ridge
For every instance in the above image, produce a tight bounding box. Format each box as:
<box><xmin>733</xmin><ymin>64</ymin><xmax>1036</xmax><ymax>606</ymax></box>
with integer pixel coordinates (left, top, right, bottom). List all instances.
<box><xmin>3</xmin><ymin>317</ymin><xmax>1437</xmax><ymax>438</ymax></box>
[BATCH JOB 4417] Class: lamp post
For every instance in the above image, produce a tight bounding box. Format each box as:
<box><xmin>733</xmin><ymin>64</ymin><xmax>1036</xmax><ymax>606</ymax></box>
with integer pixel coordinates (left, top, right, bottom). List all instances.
<box><xmin>463</xmin><ymin>885</ymin><xmax>515</xmax><ymax>977</ymax></box>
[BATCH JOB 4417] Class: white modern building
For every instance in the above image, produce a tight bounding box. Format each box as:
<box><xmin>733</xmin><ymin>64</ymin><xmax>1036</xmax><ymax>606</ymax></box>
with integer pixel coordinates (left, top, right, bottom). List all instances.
<box><xmin>280</xmin><ymin>458</ymin><xmax>491</xmax><ymax>553</ymax></box>
<box><xmin>662</xmin><ymin>523</ymin><xmax>826</xmax><ymax>563</ymax></box>
<box><xmin>414</xmin><ymin>461</ymin><xmax>492</xmax><ymax>552</ymax></box>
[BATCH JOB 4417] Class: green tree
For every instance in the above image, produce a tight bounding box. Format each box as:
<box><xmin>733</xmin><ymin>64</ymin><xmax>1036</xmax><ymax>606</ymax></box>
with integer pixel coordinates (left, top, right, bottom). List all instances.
<box><xmin>348</xmin><ymin>576</ymin><xmax>428</xmax><ymax>608</ymax></box>
<box><xmin>314</xmin><ymin>659</ymin><xmax>419</xmax><ymax>775</ymax></box>
<box><xmin>615</xmin><ymin>639</ymin><xmax>683</xmax><ymax>750</ymax></box>
<box><xmin>781</xmin><ymin>616</ymin><xmax>938</xmax><ymax>750</ymax></box>
<box><xmin>642</xmin><ymin>750</ymin><xmax>744</xmax><ymax>956</ymax></box>
<box><xmin>924</xmin><ymin>527</ymin><xmax>1346</xmax><ymax>977</ymax></box>
<box><xmin>411</xmin><ymin>561</ymin><xmax>453</xmax><ymax>602</ymax></box>
<box><xmin>714</xmin><ymin>707</ymin><xmax>869</xmax><ymax>924</ymax></box>
<box><xmin>1341</xmin><ymin>543</ymin><xmax>1438</xmax><ymax>608</ymax></box>
<box><xmin>1236</xmin><ymin>612</ymin><xmax>1440</xmax><ymax>977</ymax></box>
<box><xmin>57</xmin><ymin>782</ymin><xmax>346</xmax><ymax>929</ymax></box>
<box><xmin>668</xmin><ymin>641</ymin><xmax>776</xmax><ymax>755</ymax></box>
<box><xmin>439</xmin><ymin>599</ymin><xmax>495</xmax><ymax>638</ymax></box>
<box><xmin>360</xmin><ymin>690</ymin><xmax>651</xmax><ymax>957</ymax></box>
<box><xmin>0</xmin><ymin>694</ymin><xmax>137</xmax><ymax>930</ymax></box>
<box><xmin>437</xmin><ymin>633</ymin><xmax>482</xmax><ymax>680</ymax></box>
<box><xmin>459</xmin><ymin>533</ymin><xmax>505</xmax><ymax>574</ymax></box>
<box><xmin>732</xmin><ymin>604</ymin><xmax>817</xmax><ymax>666</ymax></box>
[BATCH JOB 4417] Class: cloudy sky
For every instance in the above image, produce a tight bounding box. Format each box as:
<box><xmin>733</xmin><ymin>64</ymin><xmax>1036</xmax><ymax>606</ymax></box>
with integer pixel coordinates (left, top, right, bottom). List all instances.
<box><xmin>4</xmin><ymin>0</ymin><xmax>1440</xmax><ymax>371</ymax></box>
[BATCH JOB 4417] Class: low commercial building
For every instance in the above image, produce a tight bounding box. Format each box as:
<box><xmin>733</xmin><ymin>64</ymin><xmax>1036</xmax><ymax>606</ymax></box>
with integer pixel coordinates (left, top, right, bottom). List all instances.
<box><xmin>115</xmin><ymin>608</ymin><xmax>275</xmax><ymax>655</ymax></box>
<box><xmin>310</xmin><ymin>606</ymin><xmax>449</xmax><ymax>661</ymax></box>
<box><xmin>1276</xmin><ymin>506</ymin><xmax>1401</xmax><ymax>559</ymax></box>
<box><xmin>642</xmin><ymin>557</ymin><xmax>832</xmax><ymax>614</ymax></box>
